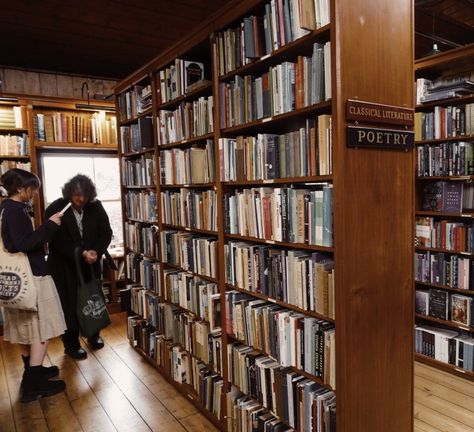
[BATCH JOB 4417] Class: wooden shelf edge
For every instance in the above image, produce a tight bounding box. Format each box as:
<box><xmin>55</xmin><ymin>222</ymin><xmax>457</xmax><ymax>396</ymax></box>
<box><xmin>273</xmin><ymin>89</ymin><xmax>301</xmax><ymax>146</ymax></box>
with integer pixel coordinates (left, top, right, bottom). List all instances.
<box><xmin>415</xmin><ymin>313</ymin><xmax>474</xmax><ymax>332</ymax></box>
<box><xmin>415</xmin><ymin>354</ymin><xmax>474</xmax><ymax>382</ymax></box>
<box><xmin>415</xmin><ymin>211</ymin><xmax>474</xmax><ymax>218</ymax></box>
<box><xmin>223</xmin><ymin>175</ymin><xmax>333</xmax><ymax>186</ymax></box>
<box><xmin>415</xmin><ymin>134</ymin><xmax>474</xmax><ymax>144</ymax></box>
<box><xmin>415</xmin><ymin>43</ymin><xmax>474</xmax><ymax>72</ymax></box>
<box><xmin>414</xmin><ymin>246</ymin><xmax>474</xmax><ymax>256</ymax></box>
<box><xmin>415</xmin><ymin>280</ymin><xmax>474</xmax><ymax>295</ymax></box>
<box><xmin>0</xmin><ymin>127</ymin><xmax>28</xmax><ymax>133</ymax></box>
<box><xmin>227</xmin><ymin>284</ymin><xmax>335</xmax><ymax>323</ymax></box>
<box><xmin>34</xmin><ymin>141</ymin><xmax>117</xmax><ymax>150</ymax></box>
<box><xmin>122</xmin><ymin>147</ymin><xmax>156</xmax><ymax>157</ymax></box>
<box><xmin>0</xmin><ymin>154</ymin><xmax>30</xmax><ymax>160</ymax></box>
<box><xmin>119</xmin><ymin>107</ymin><xmax>153</xmax><ymax>126</ymax></box>
<box><xmin>163</xmin><ymin>262</ymin><xmax>219</xmax><ymax>284</ymax></box>
<box><xmin>162</xmin><ymin>223</ymin><xmax>218</xmax><ymax>236</ymax></box>
<box><xmin>159</xmin><ymin>132</ymin><xmax>214</xmax><ymax>149</ymax></box>
<box><xmin>158</xmin><ymin>81</ymin><xmax>213</xmax><ymax>110</ymax></box>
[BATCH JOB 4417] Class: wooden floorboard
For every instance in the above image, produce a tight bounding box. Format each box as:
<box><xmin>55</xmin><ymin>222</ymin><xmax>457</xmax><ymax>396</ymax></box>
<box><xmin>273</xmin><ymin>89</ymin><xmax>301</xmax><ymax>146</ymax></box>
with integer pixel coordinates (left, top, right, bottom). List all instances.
<box><xmin>1</xmin><ymin>313</ymin><xmax>473</xmax><ymax>432</ymax></box>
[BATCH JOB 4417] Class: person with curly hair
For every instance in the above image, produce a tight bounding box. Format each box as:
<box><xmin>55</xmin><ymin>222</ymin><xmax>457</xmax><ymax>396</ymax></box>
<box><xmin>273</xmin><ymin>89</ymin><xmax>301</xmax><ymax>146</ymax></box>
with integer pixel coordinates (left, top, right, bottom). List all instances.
<box><xmin>45</xmin><ymin>174</ymin><xmax>112</xmax><ymax>359</ymax></box>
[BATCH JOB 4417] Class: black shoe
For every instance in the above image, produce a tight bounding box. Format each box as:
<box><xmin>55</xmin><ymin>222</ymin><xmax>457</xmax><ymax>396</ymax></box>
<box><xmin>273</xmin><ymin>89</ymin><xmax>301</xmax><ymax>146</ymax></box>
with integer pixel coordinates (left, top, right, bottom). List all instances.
<box><xmin>64</xmin><ymin>346</ymin><xmax>87</xmax><ymax>359</ymax></box>
<box><xmin>20</xmin><ymin>356</ymin><xmax>60</xmax><ymax>389</ymax></box>
<box><xmin>21</xmin><ymin>366</ymin><xmax>66</xmax><ymax>403</ymax></box>
<box><xmin>87</xmin><ymin>335</ymin><xmax>104</xmax><ymax>350</ymax></box>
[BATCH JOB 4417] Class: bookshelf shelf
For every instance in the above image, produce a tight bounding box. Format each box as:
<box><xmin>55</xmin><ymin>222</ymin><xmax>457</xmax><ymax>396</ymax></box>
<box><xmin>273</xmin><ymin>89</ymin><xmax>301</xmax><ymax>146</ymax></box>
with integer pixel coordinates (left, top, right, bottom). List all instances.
<box><xmin>225</xmin><ymin>232</ymin><xmax>334</xmax><ymax>252</ymax></box>
<box><xmin>223</xmin><ymin>175</ymin><xmax>333</xmax><ymax>186</ymax></box>
<box><xmin>0</xmin><ymin>127</ymin><xmax>28</xmax><ymax>133</ymax></box>
<box><xmin>0</xmin><ymin>154</ymin><xmax>29</xmax><ymax>160</ymax></box>
<box><xmin>163</xmin><ymin>262</ymin><xmax>219</xmax><ymax>284</ymax></box>
<box><xmin>226</xmin><ymin>333</ymin><xmax>334</xmax><ymax>391</ymax></box>
<box><xmin>159</xmin><ymin>133</ymin><xmax>214</xmax><ymax>149</ymax></box>
<box><xmin>122</xmin><ymin>148</ymin><xmax>156</xmax><ymax>158</ymax></box>
<box><xmin>126</xmin><ymin>217</ymin><xmax>159</xmax><ymax>224</ymax></box>
<box><xmin>415</xmin><ymin>280</ymin><xmax>474</xmax><ymax>295</ymax></box>
<box><xmin>415</xmin><ymin>135</ymin><xmax>474</xmax><ymax>145</ymax></box>
<box><xmin>158</xmin><ymin>81</ymin><xmax>213</xmax><ymax>110</ymax></box>
<box><xmin>415</xmin><ymin>353</ymin><xmax>474</xmax><ymax>382</ymax></box>
<box><xmin>122</xmin><ymin>184</ymin><xmax>156</xmax><ymax>189</ymax></box>
<box><xmin>162</xmin><ymin>223</ymin><xmax>218</xmax><ymax>236</ymax></box>
<box><xmin>218</xmin><ymin>24</ymin><xmax>331</xmax><ymax>81</ymax></box>
<box><xmin>415</xmin><ymin>246</ymin><xmax>474</xmax><ymax>256</ymax></box>
<box><xmin>119</xmin><ymin>107</ymin><xmax>153</xmax><ymax>126</ymax></box>
<box><xmin>160</xmin><ymin>183</ymin><xmax>216</xmax><ymax>189</ymax></box>
<box><xmin>228</xmin><ymin>284</ymin><xmax>335</xmax><ymax>322</ymax></box>
<box><xmin>415</xmin><ymin>94</ymin><xmax>474</xmax><ymax>110</ymax></box>
<box><xmin>415</xmin><ymin>42</ymin><xmax>474</xmax><ymax>75</ymax></box>
<box><xmin>415</xmin><ymin>313</ymin><xmax>474</xmax><ymax>332</ymax></box>
<box><xmin>220</xmin><ymin>100</ymin><xmax>332</xmax><ymax>136</ymax></box>
<box><xmin>416</xmin><ymin>210</ymin><xmax>474</xmax><ymax>218</ymax></box>
<box><xmin>416</xmin><ymin>176</ymin><xmax>474</xmax><ymax>181</ymax></box>
<box><xmin>34</xmin><ymin>141</ymin><xmax>117</xmax><ymax>150</ymax></box>
<box><xmin>124</xmin><ymin>246</ymin><xmax>160</xmax><ymax>261</ymax></box>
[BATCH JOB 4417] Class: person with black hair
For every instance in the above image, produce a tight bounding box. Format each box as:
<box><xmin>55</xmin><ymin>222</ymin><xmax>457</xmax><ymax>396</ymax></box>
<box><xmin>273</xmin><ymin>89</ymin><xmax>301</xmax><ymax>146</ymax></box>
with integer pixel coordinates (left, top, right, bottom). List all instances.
<box><xmin>45</xmin><ymin>174</ymin><xmax>113</xmax><ymax>359</ymax></box>
<box><xmin>0</xmin><ymin>168</ymin><xmax>66</xmax><ymax>402</ymax></box>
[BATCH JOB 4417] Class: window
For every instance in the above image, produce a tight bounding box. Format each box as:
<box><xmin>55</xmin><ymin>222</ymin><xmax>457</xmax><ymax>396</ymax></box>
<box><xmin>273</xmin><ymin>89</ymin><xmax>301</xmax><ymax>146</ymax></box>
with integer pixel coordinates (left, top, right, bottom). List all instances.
<box><xmin>41</xmin><ymin>154</ymin><xmax>123</xmax><ymax>246</ymax></box>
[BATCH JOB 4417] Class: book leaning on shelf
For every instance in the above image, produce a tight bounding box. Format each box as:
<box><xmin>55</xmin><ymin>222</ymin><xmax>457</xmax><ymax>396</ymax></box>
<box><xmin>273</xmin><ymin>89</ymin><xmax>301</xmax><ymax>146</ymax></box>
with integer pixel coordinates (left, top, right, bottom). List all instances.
<box><xmin>0</xmin><ymin>106</ymin><xmax>22</xmax><ymax>128</ymax></box>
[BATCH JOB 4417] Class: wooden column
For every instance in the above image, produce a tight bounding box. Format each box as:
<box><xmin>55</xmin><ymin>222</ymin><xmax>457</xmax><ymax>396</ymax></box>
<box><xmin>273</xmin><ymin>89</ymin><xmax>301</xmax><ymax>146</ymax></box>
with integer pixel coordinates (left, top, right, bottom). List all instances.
<box><xmin>333</xmin><ymin>0</ymin><xmax>414</xmax><ymax>431</ymax></box>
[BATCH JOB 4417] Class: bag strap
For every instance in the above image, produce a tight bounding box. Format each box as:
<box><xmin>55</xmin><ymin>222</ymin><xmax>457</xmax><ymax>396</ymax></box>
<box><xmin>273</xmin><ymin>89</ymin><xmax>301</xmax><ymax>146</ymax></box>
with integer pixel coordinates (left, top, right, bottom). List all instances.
<box><xmin>0</xmin><ymin>209</ymin><xmax>9</xmax><ymax>253</ymax></box>
<box><xmin>74</xmin><ymin>247</ymin><xmax>97</xmax><ymax>285</ymax></box>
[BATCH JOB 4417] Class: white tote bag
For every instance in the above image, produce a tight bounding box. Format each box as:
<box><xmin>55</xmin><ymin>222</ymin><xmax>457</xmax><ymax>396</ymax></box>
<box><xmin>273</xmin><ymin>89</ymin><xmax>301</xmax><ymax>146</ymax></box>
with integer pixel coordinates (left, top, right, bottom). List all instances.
<box><xmin>0</xmin><ymin>210</ymin><xmax>38</xmax><ymax>311</ymax></box>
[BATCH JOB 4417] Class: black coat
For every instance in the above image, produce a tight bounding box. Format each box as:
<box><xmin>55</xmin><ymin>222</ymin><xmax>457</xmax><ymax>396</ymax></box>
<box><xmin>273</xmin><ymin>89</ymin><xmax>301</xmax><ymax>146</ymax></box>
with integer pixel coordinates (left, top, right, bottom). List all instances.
<box><xmin>0</xmin><ymin>199</ymin><xmax>58</xmax><ymax>276</ymax></box>
<box><xmin>45</xmin><ymin>198</ymin><xmax>112</xmax><ymax>332</ymax></box>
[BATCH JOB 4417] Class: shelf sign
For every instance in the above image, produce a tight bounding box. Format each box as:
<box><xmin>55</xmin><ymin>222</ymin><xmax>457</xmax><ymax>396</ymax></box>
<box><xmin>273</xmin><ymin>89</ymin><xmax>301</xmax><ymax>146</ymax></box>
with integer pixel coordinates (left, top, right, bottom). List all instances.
<box><xmin>346</xmin><ymin>99</ymin><xmax>414</xmax><ymax>126</ymax></box>
<box><xmin>346</xmin><ymin>125</ymin><xmax>414</xmax><ymax>149</ymax></box>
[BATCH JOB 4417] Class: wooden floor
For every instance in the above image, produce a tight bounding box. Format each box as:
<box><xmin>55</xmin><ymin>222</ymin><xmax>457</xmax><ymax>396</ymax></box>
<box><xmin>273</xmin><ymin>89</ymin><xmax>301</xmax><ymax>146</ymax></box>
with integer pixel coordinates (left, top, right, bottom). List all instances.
<box><xmin>0</xmin><ymin>313</ymin><xmax>218</xmax><ymax>432</ymax></box>
<box><xmin>0</xmin><ymin>313</ymin><xmax>472</xmax><ymax>432</ymax></box>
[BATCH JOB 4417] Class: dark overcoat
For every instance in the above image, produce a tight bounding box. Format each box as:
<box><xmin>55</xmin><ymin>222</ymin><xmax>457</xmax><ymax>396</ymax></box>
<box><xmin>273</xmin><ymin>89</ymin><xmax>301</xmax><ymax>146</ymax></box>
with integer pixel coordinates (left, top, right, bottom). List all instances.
<box><xmin>45</xmin><ymin>198</ymin><xmax>112</xmax><ymax>332</ymax></box>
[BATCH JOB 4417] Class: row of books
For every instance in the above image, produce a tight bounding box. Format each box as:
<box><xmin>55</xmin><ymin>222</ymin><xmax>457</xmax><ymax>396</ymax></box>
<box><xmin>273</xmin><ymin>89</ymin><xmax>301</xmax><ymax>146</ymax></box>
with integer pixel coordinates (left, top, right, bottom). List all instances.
<box><xmin>120</xmin><ymin>116</ymin><xmax>153</xmax><ymax>153</ymax></box>
<box><xmin>157</xmin><ymin>59</ymin><xmax>205</xmax><ymax>104</ymax></box>
<box><xmin>157</xmin><ymin>97</ymin><xmax>214</xmax><ymax>145</ymax></box>
<box><xmin>219</xmin><ymin>43</ymin><xmax>331</xmax><ymax>128</ymax></box>
<box><xmin>122</xmin><ymin>154</ymin><xmax>156</xmax><ymax>186</ymax></box>
<box><xmin>226</xmin><ymin>240</ymin><xmax>334</xmax><ymax>318</ymax></box>
<box><xmin>414</xmin><ymin>104</ymin><xmax>474</xmax><ymax>141</ymax></box>
<box><xmin>161</xmin><ymin>230</ymin><xmax>218</xmax><ymax>279</ymax></box>
<box><xmin>416</xmin><ymin>288</ymin><xmax>474</xmax><ymax>326</ymax></box>
<box><xmin>415</xmin><ymin>324</ymin><xmax>474</xmax><ymax>372</ymax></box>
<box><xmin>35</xmin><ymin>112</ymin><xmax>117</xmax><ymax>145</ymax></box>
<box><xmin>124</xmin><ymin>190</ymin><xmax>158</xmax><ymax>222</ymax></box>
<box><xmin>0</xmin><ymin>160</ymin><xmax>30</xmax><ymax>175</ymax></box>
<box><xmin>421</xmin><ymin>180</ymin><xmax>473</xmax><ymax>213</ymax></box>
<box><xmin>416</xmin><ymin>141</ymin><xmax>474</xmax><ymax>177</ymax></box>
<box><xmin>0</xmin><ymin>133</ymin><xmax>28</xmax><ymax>156</ymax></box>
<box><xmin>124</xmin><ymin>222</ymin><xmax>159</xmax><ymax>258</ymax></box>
<box><xmin>216</xmin><ymin>0</ymin><xmax>330</xmax><ymax>76</ymax></box>
<box><xmin>118</xmin><ymin>84</ymin><xmax>153</xmax><ymax>121</ymax></box>
<box><xmin>161</xmin><ymin>189</ymin><xmax>218</xmax><ymax>232</ymax></box>
<box><xmin>415</xmin><ymin>216</ymin><xmax>474</xmax><ymax>252</ymax></box>
<box><xmin>416</xmin><ymin>73</ymin><xmax>474</xmax><ymax>104</ymax></box>
<box><xmin>125</xmin><ymin>254</ymin><xmax>160</xmax><ymax>291</ymax></box>
<box><xmin>227</xmin><ymin>351</ymin><xmax>335</xmax><ymax>432</ymax></box>
<box><xmin>415</xmin><ymin>251</ymin><xmax>472</xmax><ymax>290</ymax></box>
<box><xmin>225</xmin><ymin>290</ymin><xmax>335</xmax><ymax>388</ymax></box>
<box><xmin>160</xmin><ymin>140</ymin><xmax>215</xmax><ymax>185</ymax></box>
<box><xmin>0</xmin><ymin>106</ymin><xmax>23</xmax><ymax>129</ymax></box>
<box><xmin>163</xmin><ymin>269</ymin><xmax>219</xmax><ymax>324</ymax></box>
<box><xmin>219</xmin><ymin>115</ymin><xmax>332</xmax><ymax>181</ymax></box>
<box><xmin>223</xmin><ymin>185</ymin><xmax>333</xmax><ymax>247</ymax></box>
<box><xmin>127</xmin><ymin>316</ymin><xmax>224</xmax><ymax>418</ymax></box>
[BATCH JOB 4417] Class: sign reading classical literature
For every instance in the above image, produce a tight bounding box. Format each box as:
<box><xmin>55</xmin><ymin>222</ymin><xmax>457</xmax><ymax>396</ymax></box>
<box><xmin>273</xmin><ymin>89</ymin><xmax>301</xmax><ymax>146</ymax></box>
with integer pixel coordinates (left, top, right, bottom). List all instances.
<box><xmin>346</xmin><ymin>99</ymin><xmax>414</xmax><ymax>126</ymax></box>
<box><xmin>346</xmin><ymin>125</ymin><xmax>414</xmax><ymax>149</ymax></box>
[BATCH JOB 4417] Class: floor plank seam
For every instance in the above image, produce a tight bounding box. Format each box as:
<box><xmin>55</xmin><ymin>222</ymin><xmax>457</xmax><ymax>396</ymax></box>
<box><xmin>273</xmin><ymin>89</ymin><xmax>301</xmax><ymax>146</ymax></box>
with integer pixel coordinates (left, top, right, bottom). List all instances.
<box><xmin>0</xmin><ymin>344</ymin><xmax>18</xmax><ymax>432</ymax></box>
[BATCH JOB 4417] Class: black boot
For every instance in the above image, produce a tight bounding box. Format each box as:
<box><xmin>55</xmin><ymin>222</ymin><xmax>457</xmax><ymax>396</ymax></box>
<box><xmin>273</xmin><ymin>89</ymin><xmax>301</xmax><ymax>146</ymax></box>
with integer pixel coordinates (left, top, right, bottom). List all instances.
<box><xmin>21</xmin><ymin>366</ymin><xmax>66</xmax><ymax>403</ymax></box>
<box><xmin>62</xmin><ymin>330</ymin><xmax>87</xmax><ymax>360</ymax></box>
<box><xmin>21</xmin><ymin>356</ymin><xmax>59</xmax><ymax>382</ymax></box>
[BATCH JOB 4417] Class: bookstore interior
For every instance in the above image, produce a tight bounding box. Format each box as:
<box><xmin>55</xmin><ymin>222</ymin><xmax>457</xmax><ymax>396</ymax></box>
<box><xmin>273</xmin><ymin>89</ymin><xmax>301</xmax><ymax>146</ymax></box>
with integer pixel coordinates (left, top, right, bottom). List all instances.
<box><xmin>0</xmin><ymin>0</ymin><xmax>473</xmax><ymax>431</ymax></box>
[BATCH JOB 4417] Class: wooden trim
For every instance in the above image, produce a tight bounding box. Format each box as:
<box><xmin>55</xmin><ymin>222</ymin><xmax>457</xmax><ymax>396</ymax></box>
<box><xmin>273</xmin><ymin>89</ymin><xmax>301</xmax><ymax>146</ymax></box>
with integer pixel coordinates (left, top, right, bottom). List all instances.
<box><xmin>415</xmin><ymin>354</ymin><xmax>474</xmax><ymax>381</ymax></box>
<box><xmin>34</xmin><ymin>141</ymin><xmax>117</xmax><ymax>150</ymax></box>
<box><xmin>122</xmin><ymin>148</ymin><xmax>156</xmax><ymax>157</ymax></box>
<box><xmin>224</xmin><ymin>232</ymin><xmax>334</xmax><ymax>253</ymax></box>
<box><xmin>415</xmin><ymin>176</ymin><xmax>474</xmax><ymax>181</ymax></box>
<box><xmin>415</xmin><ymin>313</ymin><xmax>474</xmax><ymax>332</ymax></box>
<box><xmin>415</xmin><ymin>280</ymin><xmax>474</xmax><ymax>295</ymax></box>
<box><xmin>416</xmin><ymin>210</ymin><xmax>474</xmax><ymax>218</ymax></box>
<box><xmin>163</xmin><ymin>262</ymin><xmax>219</xmax><ymax>284</ymax></box>
<box><xmin>415</xmin><ymin>135</ymin><xmax>474</xmax><ymax>144</ymax></box>
<box><xmin>161</xmin><ymin>223</ymin><xmax>218</xmax><ymax>236</ymax></box>
<box><xmin>415</xmin><ymin>94</ymin><xmax>474</xmax><ymax>110</ymax></box>
<box><xmin>0</xmin><ymin>155</ymin><xmax>30</xmax><ymax>160</ymax></box>
<box><xmin>157</xmin><ymin>81</ymin><xmax>213</xmax><ymax>110</ymax></box>
<box><xmin>415</xmin><ymin>42</ymin><xmax>474</xmax><ymax>72</ymax></box>
<box><xmin>415</xmin><ymin>246</ymin><xmax>474</xmax><ymax>256</ymax></box>
<box><xmin>223</xmin><ymin>175</ymin><xmax>333</xmax><ymax>186</ymax></box>
<box><xmin>158</xmin><ymin>133</ymin><xmax>215</xmax><ymax>149</ymax></box>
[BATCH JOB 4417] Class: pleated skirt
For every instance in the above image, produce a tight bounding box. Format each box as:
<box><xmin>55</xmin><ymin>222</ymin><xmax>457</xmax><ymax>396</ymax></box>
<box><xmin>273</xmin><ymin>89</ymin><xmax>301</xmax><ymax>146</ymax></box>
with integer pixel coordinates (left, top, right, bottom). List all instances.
<box><xmin>3</xmin><ymin>275</ymin><xmax>66</xmax><ymax>344</ymax></box>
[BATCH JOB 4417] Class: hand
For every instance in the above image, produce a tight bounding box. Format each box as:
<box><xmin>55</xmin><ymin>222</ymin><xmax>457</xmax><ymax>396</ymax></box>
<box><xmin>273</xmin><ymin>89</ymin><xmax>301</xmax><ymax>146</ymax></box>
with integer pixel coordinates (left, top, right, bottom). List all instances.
<box><xmin>82</xmin><ymin>250</ymin><xmax>98</xmax><ymax>264</ymax></box>
<box><xmin>49</xmin><ymin>212</ymin><xmax>62</xmax><ymax>226</ymax></box>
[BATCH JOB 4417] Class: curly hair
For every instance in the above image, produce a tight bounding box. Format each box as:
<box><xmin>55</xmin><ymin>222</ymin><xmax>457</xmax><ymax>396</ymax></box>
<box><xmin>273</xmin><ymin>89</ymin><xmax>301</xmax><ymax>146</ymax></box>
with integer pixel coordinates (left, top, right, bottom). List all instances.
<box><xmin>1</xmin><ymin>168</ymin><xmax>40</xmax><ymax>196</ymax></box>
<box><xmin>62</xmin><ymin>174</ymin><xmax>97</xmax><ymax>202</ymax></box>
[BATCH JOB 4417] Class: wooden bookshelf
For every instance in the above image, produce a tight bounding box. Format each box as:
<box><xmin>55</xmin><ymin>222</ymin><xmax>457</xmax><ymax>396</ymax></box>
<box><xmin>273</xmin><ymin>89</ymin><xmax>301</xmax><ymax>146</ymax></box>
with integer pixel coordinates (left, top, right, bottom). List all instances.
<box><xmin>116</xmin><ymin>0</ymin><xmax>415</xmax><ymax>430</ymax></box>
<box><xmin>414</xmin><ymin>43</ymin><xmax>474</xmax><ymax>380</ymax></box>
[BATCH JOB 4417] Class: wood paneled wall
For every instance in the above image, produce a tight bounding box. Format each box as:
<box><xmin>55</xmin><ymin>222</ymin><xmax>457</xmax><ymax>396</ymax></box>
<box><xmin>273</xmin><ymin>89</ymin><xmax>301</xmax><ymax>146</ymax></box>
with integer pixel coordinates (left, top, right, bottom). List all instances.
<box><xmin>0</xmin><ymin>67</ymin><xmax>117</xmax><ymax>100</ymax></box>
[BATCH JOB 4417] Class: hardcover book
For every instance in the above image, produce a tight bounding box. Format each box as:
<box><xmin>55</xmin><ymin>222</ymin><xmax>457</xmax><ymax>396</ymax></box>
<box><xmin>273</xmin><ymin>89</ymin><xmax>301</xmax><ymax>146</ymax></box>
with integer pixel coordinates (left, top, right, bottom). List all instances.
<box><xmin>416</xmin><ymin>290</ymin><xmax>430</xmax><ymax>315</ymax></box>
<box><xmin>451</xmin><ymin>294</ymin><xmax>472</xmax><ymax>326</ymax></box>
<box><xmin>429</xmin><ymin>289</ymin><xmax>449</xmax><ymax>320</ymax></box>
